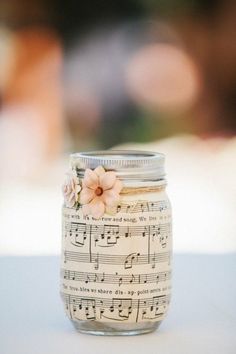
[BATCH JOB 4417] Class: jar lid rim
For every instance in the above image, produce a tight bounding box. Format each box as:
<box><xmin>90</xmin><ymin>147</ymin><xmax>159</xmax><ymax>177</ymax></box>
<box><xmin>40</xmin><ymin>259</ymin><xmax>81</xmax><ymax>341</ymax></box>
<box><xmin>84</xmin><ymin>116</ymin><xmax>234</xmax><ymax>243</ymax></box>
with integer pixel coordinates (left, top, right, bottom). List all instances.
<box><xmin>71</xmin><ymin>150</ymin><xmax>164</xmax><ymax>160</ymax></box>
<box><xmin>70</xmin><ymin>150</ymin><xmax>165</xmax><ymax>181</ymax></box>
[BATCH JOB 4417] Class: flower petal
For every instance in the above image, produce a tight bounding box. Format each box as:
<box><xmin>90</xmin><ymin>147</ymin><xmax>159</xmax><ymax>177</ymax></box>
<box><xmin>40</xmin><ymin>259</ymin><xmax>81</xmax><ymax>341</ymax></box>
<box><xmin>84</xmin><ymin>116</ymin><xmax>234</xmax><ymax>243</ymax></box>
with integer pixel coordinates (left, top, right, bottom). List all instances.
<box><xmin>113</xmin><ymin>179</ymin><xmax>123</xmax><ymax>194</ymax></box>
<box><xmin>99</xmin><ymin>171</ymin><xmax>116</xmax><ymax>190</ymax></box>
<box><xmin>82</xmin><ymin>203</ymin><xmax>91</xmax><ymax>216</ymax></box>
<box><xmin>68</xmin><ymin>191</ymin><xmax>76</xmax><ymax>203</ymax></box>
<box><xmin>64</xmin><ymin>192</ymin><xmax>76</xmax><ymax>208</ymax></box>
<box><xmin>62</xmin><ymin>183</ymin><xmax>68</xmax><ymax>195</ymax></box>
<box><xmin>103</xmin><ymin>189</ymin><xmax>120</xmax><ymax>207</ymax></box>
<box><xmin>89</xmin><ymin>197</ymin><xmax>105</xmax><ymax>219</ymax></box>
<box><xmin>71</xmin><ymin>177</ymin><xmax>76</xmax><ymax>191</ymax></box>
<box><xmin>80</xmin><ymin>187</ymin><xmax>95</xmax><ymax>204</ymax></box>
<box><xmin>94</xmin><ymin>166</ymin><xmax>106</xmax><ymax>177</ymax></box>
<box><xmin>65</xmin><ymin>200</ymin><xmax>74</xmax><ymax>208</ymax></box>
<box><xmin>105</xmin><ymin>206</ymin><xmax>117</xmax><ymax>215</ymax></box>
<box><xmin>83</xmin><ymin>169</ymin><xmax>99</xmax><ymax>189</ymax></box>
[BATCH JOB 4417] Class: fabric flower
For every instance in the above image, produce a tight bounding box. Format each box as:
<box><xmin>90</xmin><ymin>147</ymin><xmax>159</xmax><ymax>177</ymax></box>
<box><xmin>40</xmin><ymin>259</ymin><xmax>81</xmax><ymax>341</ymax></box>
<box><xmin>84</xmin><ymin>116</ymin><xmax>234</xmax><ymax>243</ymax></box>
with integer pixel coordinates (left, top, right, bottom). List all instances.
<box><xmin>62</xmin><ymin>171</ymin><xmax>81</xmax><ymax>208</ymax></box>
<box><xmin>80</xmin><ymin>166</ymin><xmax>123</xmax><ymax>219</ymax></box>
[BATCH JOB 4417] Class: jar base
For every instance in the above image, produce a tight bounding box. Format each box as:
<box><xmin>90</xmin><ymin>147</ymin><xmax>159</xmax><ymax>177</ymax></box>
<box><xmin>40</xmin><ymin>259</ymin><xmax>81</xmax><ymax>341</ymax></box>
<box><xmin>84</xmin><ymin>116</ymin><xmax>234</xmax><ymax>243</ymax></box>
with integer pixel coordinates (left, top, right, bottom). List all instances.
<box><xmin>72</xmin><ymin>320</ymin><xmax>162</xmax><ymax>336</ymax></box>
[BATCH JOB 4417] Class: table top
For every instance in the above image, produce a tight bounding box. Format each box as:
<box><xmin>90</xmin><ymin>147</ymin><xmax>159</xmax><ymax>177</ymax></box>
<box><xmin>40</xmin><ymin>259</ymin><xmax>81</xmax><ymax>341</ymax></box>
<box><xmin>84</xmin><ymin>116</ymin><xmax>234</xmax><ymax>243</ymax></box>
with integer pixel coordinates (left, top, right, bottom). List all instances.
<box><xmin>1</xmin><ymin>254</ymin><xmax>235</xmax><ymax>354</ymax></box>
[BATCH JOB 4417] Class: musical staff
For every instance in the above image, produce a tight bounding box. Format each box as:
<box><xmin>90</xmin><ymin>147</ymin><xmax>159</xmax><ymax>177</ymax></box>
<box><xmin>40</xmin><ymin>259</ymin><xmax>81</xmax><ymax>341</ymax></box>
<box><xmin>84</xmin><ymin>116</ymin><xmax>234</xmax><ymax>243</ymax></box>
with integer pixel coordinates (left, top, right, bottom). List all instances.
<box><xmin>62</xmin><ymin>293</ymin><xmax>170</xmax><ymax>322</ymax></box>
<box><xmin>64</xmin><ymin>250</ymin><xmax>170</xmax><ymax>269</ymax></box>
<box><xmin>64</xmin><ymin>200</ymin><xmax>169</xmax><ymax>214</ymax></box>
<box><xmin>64</xmin><ymin>222</ymin><xmax>171</xmax><ymax>248</ymax></box>
<box><xmin>61</xmin><ymin>269</ymin><xmax>171</xmax><ymax>286</ymax></box>
<box><xmin>116</xmin><ymin>200</ymin><xmax>169</xmax><ymax>214</ymax></box>
<box><xmin>63</xmin><ymin>293</ymin><xmax>169</xmax><ymax>309</ymax></box>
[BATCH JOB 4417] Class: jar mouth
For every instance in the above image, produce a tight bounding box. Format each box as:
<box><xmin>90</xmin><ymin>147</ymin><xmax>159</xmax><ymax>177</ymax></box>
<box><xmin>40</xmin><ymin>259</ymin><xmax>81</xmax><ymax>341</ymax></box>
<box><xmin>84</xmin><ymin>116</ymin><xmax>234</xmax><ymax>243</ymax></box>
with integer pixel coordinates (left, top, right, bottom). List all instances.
<box><xmin>70</xmin><ymin>150</ymin><xmax>165</xmax><ymax>182</ymax></box>
<box><xmin>72</xmin><ymin>150</ymin><xmax>163</xmax><ymax>159</ymax></box>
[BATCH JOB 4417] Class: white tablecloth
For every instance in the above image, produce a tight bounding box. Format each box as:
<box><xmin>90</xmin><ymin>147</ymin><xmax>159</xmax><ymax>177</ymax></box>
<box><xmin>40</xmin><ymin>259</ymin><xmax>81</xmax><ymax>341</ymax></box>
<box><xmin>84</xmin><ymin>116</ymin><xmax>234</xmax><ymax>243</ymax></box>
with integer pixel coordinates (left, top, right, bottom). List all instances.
<box><xmin>1</xmin><ymin>254</ymin><xmax>235</xmax><ymax>354</ymax></box>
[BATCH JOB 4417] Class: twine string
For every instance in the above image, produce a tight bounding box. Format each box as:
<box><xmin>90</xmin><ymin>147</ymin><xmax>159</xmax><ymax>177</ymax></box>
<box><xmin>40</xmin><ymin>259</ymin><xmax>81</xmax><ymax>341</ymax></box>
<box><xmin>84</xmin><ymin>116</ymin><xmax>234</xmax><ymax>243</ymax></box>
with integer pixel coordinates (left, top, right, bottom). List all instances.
<box><xmin>120</xmin><ymin>185</ymin><xmax>166</xmax><ymax>195</ymax></box>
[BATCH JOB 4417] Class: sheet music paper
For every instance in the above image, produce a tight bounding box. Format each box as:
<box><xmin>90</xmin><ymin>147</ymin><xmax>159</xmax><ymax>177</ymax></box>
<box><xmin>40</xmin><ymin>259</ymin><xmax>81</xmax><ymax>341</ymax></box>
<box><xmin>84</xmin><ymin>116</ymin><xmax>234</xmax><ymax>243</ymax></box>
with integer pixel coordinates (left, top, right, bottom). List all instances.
<box><xmin>60</xmin><ymin>191</ymin><xmax>172</xmax><ymax>323</ymax></box>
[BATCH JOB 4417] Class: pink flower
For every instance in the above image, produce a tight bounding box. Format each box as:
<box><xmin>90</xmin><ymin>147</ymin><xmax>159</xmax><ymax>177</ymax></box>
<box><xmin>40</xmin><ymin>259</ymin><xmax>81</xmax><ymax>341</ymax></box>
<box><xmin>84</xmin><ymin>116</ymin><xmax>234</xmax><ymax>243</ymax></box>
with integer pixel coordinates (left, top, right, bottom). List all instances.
<box><xmin>80</xmin><ymin>166</ymin><xmax>123</xmax><ymax>219</ymax></box>
<box><xmin>62</xmin><ymin>172</ymin><xmax>81</xmax><ymax>208</ymax></box>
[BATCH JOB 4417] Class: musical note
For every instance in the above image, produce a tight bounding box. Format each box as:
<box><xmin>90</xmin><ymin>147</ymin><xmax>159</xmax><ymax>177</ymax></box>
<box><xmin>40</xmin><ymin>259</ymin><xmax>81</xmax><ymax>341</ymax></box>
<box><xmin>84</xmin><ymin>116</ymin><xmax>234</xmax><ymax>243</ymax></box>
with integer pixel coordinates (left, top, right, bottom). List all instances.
<box><xmin>142</xmin><ymin>226</ymin><xmax>149</xmax><ymax>238</ymax></box>
<box><xmin>141</xmin><ymin>296</ymin><xmax>166</xmax><ymax>320</ymax></box>
<box><xmin>85</xmin><ymin>274</ymin><xmax>90</xmax><ymax>284</ymax></box>
<box><xmin>94</xmin><ymin>253</ymin><xmax>99</xmax><ymax>270</ymax></box>
<box><xmin>71</xmin><ymin>298</ymin><xmax>96</xmax><ymax>321</ymax></box>
<box><xmin>118</xmin><ymin>298</ymin><xmax>133</xmax><ymax>320</ymax></box>
<box><xmin>129</xmin><ymin>274</ymin><xmax>135</xmax><ymax>284</ymax></box>
<box><xmin>151</xmin><ymin>252</ymin><xmax>156</xmax><ymax>269</ymax></box>
<box><xmin>100</xmin><ymin>298</ymin><xmax>133</xmax><ymax>321</ymax></box>
<box><xmin>84</xmin><ymin>299</ymin><xmax>96</xmax><ymax>320</ymax></box>
<box><xmin>140</xmin><ymin>274</ymin><xmax>147</xmax><ymax>284</ymax></box>
<box><xmin>64</xmin><ymin>222</ymin><xmax>90</xmax><ymax>247</ymax></box>
<box><xmin>94</xmin><ymin>225</ymin><xmax>120</xmax><ymax>247</ymax></box>
<box><xmin>124</xmin><ymin>253</ymin><xmax>140</xmax><ymax>269</ymax></box>
<box><xmin>126</xmin><ymin>205</ymin><xmax>131</xmax><ymax>213</ymax></box>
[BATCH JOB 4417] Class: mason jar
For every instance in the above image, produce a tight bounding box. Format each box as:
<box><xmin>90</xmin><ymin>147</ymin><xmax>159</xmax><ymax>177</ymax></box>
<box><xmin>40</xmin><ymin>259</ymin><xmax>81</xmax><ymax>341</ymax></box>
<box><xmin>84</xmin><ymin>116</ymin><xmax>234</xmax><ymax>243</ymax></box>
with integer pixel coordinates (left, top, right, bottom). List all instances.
<box><xmin>60</xmin><ymin>150</ymin><xmax>172</xmax><ymax>335</ymax></box>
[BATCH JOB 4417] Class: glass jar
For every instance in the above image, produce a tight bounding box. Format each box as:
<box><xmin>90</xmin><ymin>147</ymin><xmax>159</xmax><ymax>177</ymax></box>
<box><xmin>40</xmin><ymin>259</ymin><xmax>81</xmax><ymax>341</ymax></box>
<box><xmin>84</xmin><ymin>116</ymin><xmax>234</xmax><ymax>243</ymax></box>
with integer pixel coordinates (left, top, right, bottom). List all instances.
<box><xmin>60</xmin><ymin>150</ymin><xmax>172</xmax><ymax>335</ymax></box>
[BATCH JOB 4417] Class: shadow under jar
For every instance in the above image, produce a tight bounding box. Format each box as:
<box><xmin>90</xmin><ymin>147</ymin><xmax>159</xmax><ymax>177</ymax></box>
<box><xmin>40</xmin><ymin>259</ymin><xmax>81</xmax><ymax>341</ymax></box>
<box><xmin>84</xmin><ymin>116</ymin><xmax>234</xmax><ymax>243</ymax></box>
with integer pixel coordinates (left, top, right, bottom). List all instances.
<box><xmin>60</xmin><ymin>150</ymin><xmax>172</xmax><ymax>335</ymax></box>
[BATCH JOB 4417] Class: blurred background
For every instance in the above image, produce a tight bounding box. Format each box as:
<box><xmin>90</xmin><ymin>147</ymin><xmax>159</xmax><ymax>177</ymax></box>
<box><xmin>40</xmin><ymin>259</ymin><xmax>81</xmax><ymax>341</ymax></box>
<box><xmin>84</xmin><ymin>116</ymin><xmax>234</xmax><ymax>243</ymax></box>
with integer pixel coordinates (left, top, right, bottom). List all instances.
<box><xmin>0</xmin><ymin>0</ymin><xmax>235</xmax><ymax>255</ymax></box>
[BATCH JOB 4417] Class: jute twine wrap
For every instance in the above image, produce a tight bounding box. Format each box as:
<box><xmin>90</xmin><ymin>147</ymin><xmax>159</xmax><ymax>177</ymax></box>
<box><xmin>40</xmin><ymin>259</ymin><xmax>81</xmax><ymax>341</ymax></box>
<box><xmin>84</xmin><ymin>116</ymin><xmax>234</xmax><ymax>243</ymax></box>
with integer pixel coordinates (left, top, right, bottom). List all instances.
<box><xmin>120</xmin><ymin>184</ymin><xmax>166</xmax><ymax>195</ymax></box>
